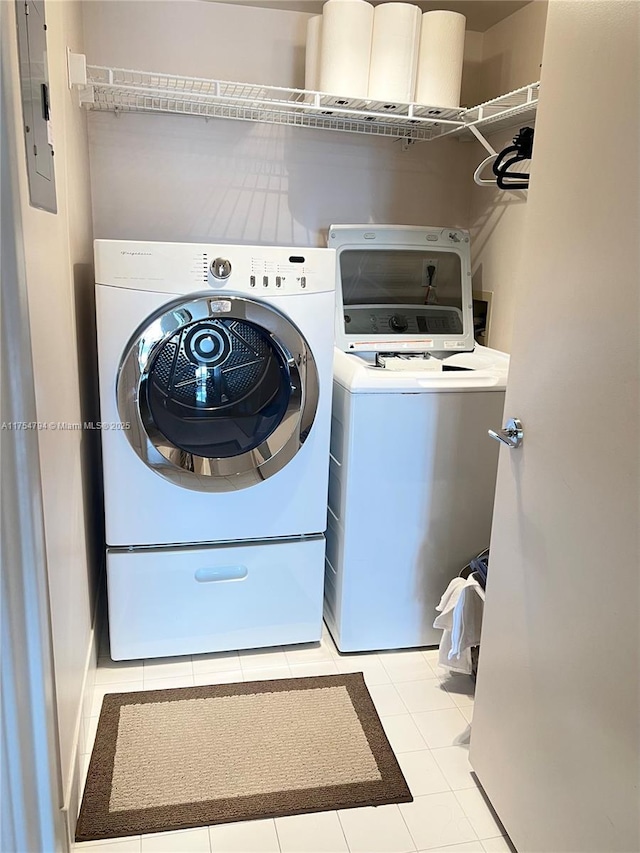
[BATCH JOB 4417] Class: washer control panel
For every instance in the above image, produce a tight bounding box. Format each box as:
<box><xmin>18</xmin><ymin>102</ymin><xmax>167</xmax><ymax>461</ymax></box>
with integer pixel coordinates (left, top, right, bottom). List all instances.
<box><xmin>344</xmin><ymin>304</ymin><xmax>464</xmax><ymax>336</ymax></box>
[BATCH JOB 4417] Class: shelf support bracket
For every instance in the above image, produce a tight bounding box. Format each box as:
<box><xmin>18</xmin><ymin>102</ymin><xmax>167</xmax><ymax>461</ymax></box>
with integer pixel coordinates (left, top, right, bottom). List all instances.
<box><xmin>467</xmin><ymin>123</ymin><xmax>498</xmax><ymax>157</ymax></box>
<box><xmin>67</xmin><ymin>49</ymin><xmax>94</xmax><ymax>106</ymax></box>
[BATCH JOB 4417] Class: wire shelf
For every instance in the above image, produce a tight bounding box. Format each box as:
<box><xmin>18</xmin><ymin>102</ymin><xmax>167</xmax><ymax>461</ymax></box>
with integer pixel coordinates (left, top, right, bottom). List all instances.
<box><xmin>83</xmin><ymin>65</ymin><xmax>467</xmax><ymax>141</ymax></box>
<box><xmin>450</xmin><ymin>82</ymin><xmax>540</xmax><ymax>139</ymax></box>
<box><xmin>76</xmin><ymin>62</ymin><xmax>539</xmax><ymax>144</ymax></box>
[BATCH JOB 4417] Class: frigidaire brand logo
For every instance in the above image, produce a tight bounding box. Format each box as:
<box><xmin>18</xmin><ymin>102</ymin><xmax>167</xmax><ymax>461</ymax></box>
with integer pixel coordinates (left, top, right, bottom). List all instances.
<box><xmin>120</xmin><ymin>251</ymin><xmax>152</xmax><ymax>256</ymax></box>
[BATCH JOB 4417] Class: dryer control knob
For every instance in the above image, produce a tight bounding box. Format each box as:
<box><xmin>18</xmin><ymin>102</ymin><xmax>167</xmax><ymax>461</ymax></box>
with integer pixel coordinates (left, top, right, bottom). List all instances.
<box><xmin>210</xmin><ymin>258</ymin><xmax>232</xmax><ymax>280</ymax></box>
<box><xmin>389</xmin><ymin>314</ymin><xmax>408</xmax><ymax>332</ymax></box>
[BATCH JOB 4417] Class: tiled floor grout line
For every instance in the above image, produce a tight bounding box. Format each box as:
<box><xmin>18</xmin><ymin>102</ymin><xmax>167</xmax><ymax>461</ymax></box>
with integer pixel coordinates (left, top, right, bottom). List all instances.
<box><xmin>398</xmin><ymin>788</ymin><xmax>484</xmax><ymax>853</ymax></box>
<box><xmin>391</xmin><ymin>682</ymin><xmax>411</xmax><ymax>715</ymax></box>
<box><xmin>392</xmin><ymin>802</ymin><xmax>419</xmax><ymax>853</ymax></box>
<box><xmin>334</xmin><ymin>810</ymin><xmax>353</xmax><ymax>853</ymax></box>
<box><xmin>334</xmin><ymin>810</ymin><xmax>345</xmax><ymax>852</ymax></box>
<box><xmin>332</xmin><ymin>809</ymin><xmax>350</xmax><ymax>853</ymax></box>
<box><xmin>400</xmin><ymin>744</ymin><xmax>454</xmax><ymax>760</ymax></box>
<box><xmin>271</xmin><ymin>816</ymin><xmax>283</xmax><ymax>853</ymax></box>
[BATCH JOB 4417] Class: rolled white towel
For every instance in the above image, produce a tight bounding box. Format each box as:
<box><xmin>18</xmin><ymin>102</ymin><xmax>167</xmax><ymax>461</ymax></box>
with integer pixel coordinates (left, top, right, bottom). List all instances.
<box><xmin>305</xmin><ymin>15</ymin><xmax>322</xmax><ymax>91</ymax></box>
<box><xmin>367</xmin><ymin>2</ymin><xmax>421</xmax><ymax>103</ymax></box>
<box><xmin>318</xmin><ymin>0</ymin><xmax>374</xmax><ymax>100</ymax></box>
<box><xmin>415</xmin><ymin>10</ymin><xmax>466</xmax><ymax>108</ymax></box>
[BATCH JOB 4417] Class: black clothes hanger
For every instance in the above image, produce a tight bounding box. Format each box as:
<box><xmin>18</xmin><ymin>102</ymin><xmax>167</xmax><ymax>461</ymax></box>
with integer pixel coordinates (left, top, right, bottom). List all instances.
<box><xmin>492</xmin><ymin>126</ymin><xmax>534</xmax><ymax>190</ymax></box>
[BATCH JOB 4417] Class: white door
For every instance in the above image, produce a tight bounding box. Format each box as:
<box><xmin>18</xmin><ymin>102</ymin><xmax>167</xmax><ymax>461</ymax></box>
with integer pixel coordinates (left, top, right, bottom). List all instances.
<box><xmin>469</xmin><ymin>3</ymin><xmax>640</xmax><ymax>853</ymax></box>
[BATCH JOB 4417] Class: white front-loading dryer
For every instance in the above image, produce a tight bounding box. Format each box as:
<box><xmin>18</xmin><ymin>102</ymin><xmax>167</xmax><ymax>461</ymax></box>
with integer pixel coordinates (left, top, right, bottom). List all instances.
<box><xmin>95</xmin><ymin>240</ymin><xmax>335</xmax><ymax>659</ymax></box>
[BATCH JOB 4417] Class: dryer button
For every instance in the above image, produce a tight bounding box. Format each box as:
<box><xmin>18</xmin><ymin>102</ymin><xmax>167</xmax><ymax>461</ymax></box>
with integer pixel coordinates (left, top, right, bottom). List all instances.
<box><xmin>275</xmin><ymin>276</ymin><xmax>282</xmax><ymax>288</ymax></box>
<box><xmin>300</xmin><ymin>276</ymin><xmax>307</xmax><ymax>289</ymax></box>
<box><xmin>263</xmin><ymin>276</ymin><xmax>269</xmax><ymax>287</ymax></box>
<box><xmin>250</xmin><ymin>275</ymin><xmax>256</xmax><ymax>287</ymax></box>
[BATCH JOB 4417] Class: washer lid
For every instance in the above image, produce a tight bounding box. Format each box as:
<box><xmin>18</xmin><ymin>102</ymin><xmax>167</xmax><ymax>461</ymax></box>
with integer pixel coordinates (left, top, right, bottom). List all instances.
<box><xmin>328</xmin><ymin>225</ymin><xmax>475</xmax><ymax>354</ymax></box>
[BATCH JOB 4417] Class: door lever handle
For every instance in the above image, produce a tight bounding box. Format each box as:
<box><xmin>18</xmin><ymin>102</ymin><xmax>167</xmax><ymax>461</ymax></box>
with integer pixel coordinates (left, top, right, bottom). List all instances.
<box><xmin>488</xmin><ymin>417</ymin><xmax>524</xmax><ymax>449</ymax></box>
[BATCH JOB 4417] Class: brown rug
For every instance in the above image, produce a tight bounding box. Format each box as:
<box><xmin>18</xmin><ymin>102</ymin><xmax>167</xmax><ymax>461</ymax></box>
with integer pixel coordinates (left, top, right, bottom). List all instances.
<box><xmin>76</xmin><ymin>673</ymin><xmax>412</xmax><ymax>841</ymax></box>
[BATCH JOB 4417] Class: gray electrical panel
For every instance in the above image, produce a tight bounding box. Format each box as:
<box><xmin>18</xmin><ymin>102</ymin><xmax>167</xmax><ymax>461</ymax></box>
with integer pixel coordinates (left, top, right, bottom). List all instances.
<box><xmin>16</xmin><ymin>0</ymin><xmax>57</xmax><ymax>213</ymax></box>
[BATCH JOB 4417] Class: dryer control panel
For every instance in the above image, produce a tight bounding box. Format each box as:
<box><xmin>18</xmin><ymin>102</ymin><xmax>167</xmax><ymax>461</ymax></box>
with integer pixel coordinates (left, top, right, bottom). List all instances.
<box><xmin>246</xmin><ymin>256</ymin><xmax>313</xmax><ymax>293</ymax></box>
<box><xmin>94</xmin><ymin>241</ymin><xmax>336</xmax><ymax>296</ymax></box>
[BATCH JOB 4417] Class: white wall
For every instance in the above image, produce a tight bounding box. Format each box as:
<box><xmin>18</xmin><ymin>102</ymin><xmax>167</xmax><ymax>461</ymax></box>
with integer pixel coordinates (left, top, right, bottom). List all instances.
<box><xmin>83</xmin><ymin>0</ymin><xmax>311</xmax><ymax>87</ymax></box>
<box><xmin>476</xmin><ymin>0</ymin><xmax>547</xmax><ymax>104</ymax></box>
<box><xmin>83</xmin><ymin>0</ymin><xmax>472</xmax><ymax>246</ymax></box>
<box><xmin>467</xmin><ymin>0</ymin><xmax>548</xmax><ymax>352</ymax></box>
<box><xmin>87</xmin><ymin>112</ymin><xmax>472</xmax><ymax>245</ymax></box>
<box><xmin>460</xmin><ymin>29</ymin><xmax>486</xmax><ymax>108</ymax></box>
<box><xmin>4</xmin><ymin>0</ymin><xmax>98</xmax><ymax>838</ymax></box>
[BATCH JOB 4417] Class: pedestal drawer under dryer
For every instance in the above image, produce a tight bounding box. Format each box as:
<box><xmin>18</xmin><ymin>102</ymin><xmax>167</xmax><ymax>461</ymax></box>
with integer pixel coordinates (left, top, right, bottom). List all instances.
<box><xmin>106</xmin><ymin>536</ymin><xmax>325</xmax><ymax>660</ymax></box>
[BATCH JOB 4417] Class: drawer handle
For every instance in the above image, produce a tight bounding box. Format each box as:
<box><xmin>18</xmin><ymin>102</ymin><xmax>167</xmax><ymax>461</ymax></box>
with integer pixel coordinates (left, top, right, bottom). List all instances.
<box><xmin>194</xmin><ymin>566</ymin><xmax>248</xmax><ymax>583</ymax></box>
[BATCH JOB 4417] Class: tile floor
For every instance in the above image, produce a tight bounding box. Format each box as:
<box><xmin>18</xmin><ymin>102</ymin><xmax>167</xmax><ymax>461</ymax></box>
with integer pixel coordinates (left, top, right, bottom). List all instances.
<box><xmin>74</xmin><ymin>626</ymin><xmax>512</xmax><ymax>853</ymax></box>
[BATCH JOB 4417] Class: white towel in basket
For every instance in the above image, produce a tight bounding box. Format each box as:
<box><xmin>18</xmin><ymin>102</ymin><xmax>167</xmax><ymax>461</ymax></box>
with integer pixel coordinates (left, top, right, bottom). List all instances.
<box><xmin>433</xmin><ymin>575</ymin><xmax>485</xmax><ymax>674</ymax></box>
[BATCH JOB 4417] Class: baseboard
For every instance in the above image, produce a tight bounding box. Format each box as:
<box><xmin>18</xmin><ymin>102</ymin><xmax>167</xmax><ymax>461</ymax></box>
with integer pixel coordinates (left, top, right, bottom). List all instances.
<box><xmin>61</xmin><ymin>594</ymin><xmax>101</xmax><ymax>849</ymax></box>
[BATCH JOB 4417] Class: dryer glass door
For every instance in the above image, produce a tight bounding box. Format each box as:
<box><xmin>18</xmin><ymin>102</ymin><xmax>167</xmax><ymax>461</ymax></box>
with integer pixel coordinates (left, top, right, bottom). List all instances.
<box><xmin>117</xmin><ymin>295</ymin><xmax>318</xmax><ymax>492</ymax></box>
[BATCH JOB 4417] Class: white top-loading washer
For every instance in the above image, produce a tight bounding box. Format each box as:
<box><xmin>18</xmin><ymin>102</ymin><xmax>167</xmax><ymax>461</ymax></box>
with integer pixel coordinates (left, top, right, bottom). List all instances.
<box><xmin>324</xmin><ymin>225</ymin><xmax>508</xmax><ymax>652</ymax></box>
